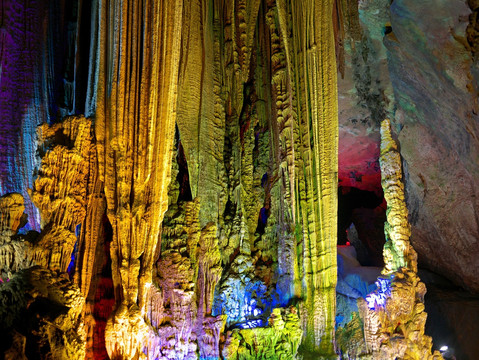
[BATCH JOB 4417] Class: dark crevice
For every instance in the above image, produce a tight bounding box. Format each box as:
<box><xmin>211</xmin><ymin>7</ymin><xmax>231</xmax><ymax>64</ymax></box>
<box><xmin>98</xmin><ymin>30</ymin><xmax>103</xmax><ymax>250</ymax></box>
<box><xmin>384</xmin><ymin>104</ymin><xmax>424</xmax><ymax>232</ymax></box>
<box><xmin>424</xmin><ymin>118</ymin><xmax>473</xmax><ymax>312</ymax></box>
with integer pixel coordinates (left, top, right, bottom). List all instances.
<box><xmin>175</xmin><ymin>127</ymin><xmax>192</xmax><ymax>203</ymax></box>
<box><xmin>338</xmin><ymin>186</ymin><xmax>385</xmax><ymax>266</ymax></box>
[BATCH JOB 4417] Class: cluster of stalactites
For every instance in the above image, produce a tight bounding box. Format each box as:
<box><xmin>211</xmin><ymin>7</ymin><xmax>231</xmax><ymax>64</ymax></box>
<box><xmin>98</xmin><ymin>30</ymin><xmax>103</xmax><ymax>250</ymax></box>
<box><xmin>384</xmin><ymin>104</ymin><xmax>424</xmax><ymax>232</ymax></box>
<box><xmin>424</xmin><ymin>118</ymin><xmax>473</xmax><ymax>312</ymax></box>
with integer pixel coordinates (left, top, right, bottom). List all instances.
<box><xmin>173</xmin><ymin>0</ymin><xmax>340</xmax><ymax>356</ymax></box>
<box><xmin>1</xmin><ymin>0</ymin><xmax>342</xmax><ymax>359</ymax></box>
<box><xmin>93</xmin><ymin>0</ymin><xmax>184</xmax><ymax>358</ymax></box>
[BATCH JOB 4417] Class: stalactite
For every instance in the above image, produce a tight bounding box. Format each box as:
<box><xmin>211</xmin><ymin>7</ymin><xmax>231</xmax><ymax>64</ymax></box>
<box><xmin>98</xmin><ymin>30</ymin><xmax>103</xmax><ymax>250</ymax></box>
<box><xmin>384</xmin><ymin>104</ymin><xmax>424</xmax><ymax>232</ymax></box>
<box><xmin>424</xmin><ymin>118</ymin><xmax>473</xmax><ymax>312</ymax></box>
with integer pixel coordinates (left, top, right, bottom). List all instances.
<box><xmin>289</xmin><ymin>0</ymin><xmax>339</xmax><ymax>354</ymax></box>
<box><xmin>265</xmin><ymin>0</ymin><xmax>300</xmax><ymax>308</ymax></box>
<box><xmin>94</xmin><ymin>1</ymin><xmax>184</xmax><ymax>358</ymax></box>
<box><xmin>175</xmin><ymin>0</ymin><xmax>226</xmax><ymax>227</ymax></box>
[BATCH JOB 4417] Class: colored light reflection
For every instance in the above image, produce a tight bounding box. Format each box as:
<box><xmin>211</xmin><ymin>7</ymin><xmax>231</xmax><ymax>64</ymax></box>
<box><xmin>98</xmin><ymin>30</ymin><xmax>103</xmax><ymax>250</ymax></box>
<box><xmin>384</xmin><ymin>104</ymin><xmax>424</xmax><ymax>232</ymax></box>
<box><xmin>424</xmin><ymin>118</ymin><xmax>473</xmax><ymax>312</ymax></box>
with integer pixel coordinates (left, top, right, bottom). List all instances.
<box><xmin>365</xmin><ymin>276</ymin><xmax>393</xmax><ymax>310</ymax></box>
<box><xmin>236</xmin><ymin>319</ymin><xmax>265</xmax><ymax>329</ymax></box>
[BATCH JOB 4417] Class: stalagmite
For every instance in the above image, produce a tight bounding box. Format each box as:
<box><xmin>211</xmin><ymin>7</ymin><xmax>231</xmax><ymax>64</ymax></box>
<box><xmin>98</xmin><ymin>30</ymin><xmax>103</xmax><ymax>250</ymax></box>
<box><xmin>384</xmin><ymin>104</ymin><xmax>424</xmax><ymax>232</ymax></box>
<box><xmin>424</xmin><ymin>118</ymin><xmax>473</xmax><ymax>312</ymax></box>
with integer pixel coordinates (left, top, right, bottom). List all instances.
<box><xmin>379</xmin><ymin>119</ymin><xmax>413</xmax><ymax>274</ymax></box>
<box><xmin>358</xmin><ymin>119</ymin><xmax>442</xmax><ymax>360</ymax></box>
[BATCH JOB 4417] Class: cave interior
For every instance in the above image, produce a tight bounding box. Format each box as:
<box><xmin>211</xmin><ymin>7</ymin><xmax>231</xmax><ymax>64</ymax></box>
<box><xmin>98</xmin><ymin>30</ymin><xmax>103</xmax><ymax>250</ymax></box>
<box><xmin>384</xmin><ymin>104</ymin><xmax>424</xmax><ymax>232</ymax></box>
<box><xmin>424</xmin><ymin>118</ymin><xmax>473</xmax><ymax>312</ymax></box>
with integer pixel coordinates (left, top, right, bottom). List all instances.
<box><xmin>1</xmin><ymin>0</ymin><xmax>479</xmax><ymax>359</ymax></box>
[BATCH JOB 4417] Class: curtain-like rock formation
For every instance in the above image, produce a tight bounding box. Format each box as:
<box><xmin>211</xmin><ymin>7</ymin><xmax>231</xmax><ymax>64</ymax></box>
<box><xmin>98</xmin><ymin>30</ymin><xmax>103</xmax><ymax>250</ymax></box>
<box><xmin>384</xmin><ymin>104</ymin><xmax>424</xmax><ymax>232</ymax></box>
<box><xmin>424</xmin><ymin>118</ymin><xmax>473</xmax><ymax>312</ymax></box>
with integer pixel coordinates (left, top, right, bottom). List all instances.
<box><xmin>94</xmin><ymin>1</ymin><xmax>184</xmax><ymax>358</ymax></box>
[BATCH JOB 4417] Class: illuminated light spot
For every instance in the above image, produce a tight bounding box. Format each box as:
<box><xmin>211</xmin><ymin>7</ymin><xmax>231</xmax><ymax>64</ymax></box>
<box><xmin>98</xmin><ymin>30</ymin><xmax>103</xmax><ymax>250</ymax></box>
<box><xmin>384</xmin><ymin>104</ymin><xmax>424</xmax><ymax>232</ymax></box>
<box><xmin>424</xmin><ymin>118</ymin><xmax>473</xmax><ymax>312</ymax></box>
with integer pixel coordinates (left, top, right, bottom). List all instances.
<box><xmin>365</xmin><ymin>276</ymin><xmax>393</xmax><ymax>310</ymax></box>
<box><xmin>236</xmin><ymin>319</ymin><xmax>265</xmax><ymax>329</ymax></box>
<box><xmin>67</xmin><ymin>241</ymin><xmax>78</xmax><ymax>277</ymax></box>
<box><xmin>440</xmin><ymin>346</ymin><xmax>448</xmax><ymax>352</ymax></box>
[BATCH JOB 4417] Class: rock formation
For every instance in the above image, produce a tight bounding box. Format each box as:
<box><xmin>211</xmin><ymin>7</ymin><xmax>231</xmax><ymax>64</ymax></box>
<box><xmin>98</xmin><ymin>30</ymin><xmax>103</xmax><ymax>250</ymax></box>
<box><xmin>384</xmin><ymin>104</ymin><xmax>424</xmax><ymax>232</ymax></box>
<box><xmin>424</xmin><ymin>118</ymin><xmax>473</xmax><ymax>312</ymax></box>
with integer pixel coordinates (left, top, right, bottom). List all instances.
<box><xmin>357</xmin><ymin>120</ymin><xmax>442</xmax><ymax>360</ymax></box>
<box><xmin>1</xmin><ymin>0</ymin><xmax>478</xmax><ymax>359</ymax></box>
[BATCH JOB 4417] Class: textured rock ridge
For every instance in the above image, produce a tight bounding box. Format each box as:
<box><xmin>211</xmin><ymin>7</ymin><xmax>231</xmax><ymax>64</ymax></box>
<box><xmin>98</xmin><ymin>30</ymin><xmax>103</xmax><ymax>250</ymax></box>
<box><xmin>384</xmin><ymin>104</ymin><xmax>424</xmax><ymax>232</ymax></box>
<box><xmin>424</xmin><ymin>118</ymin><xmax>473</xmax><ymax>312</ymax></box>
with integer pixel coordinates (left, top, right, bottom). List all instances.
<box><xmin>0</xmin><ymin>115</ymin><xmax>102</xmax><ymax>359</ymax></box>
<box><xmin>1</xmin><ymin>267</ymin><xmax>86</xmax><ymax>360</ymax></box>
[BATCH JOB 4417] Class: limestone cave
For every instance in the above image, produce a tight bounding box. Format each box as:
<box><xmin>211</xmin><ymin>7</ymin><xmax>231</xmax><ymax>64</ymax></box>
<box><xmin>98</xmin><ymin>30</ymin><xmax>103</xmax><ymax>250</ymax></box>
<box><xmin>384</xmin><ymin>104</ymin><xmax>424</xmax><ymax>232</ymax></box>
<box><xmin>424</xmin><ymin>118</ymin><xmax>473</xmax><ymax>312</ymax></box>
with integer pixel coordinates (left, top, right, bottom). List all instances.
<box><xmin>1</xmin><ymin>0</ymin><xmax>479</xmax><ymax>359</ymax></box>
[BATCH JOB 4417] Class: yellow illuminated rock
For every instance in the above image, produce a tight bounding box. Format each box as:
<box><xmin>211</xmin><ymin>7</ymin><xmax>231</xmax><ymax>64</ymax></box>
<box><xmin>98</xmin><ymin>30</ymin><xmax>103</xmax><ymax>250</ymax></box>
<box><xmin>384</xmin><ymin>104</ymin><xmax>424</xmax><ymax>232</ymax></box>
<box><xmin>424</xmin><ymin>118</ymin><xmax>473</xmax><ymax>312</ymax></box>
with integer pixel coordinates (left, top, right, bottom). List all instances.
<box><xmin>31</xmin><ymin>116</ymin><xmax>97</xmax><ymax>274</ymax></box>
<box><xmin>95</xmin><ymin>1</ymin><xmax>184</xmax><ymax>358</ymax></box>
<box><xmin>288</xmin><ymin>1</ymin><xmax>339</xmax><ymax>354</ymax></box>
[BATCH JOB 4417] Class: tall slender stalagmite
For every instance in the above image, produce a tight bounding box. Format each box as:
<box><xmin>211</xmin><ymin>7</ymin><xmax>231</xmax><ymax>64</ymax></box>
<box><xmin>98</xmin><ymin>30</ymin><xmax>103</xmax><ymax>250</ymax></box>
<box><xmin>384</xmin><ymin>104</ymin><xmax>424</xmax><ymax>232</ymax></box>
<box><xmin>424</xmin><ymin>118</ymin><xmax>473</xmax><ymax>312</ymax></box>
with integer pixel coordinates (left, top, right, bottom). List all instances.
<box><xmin>358</xmin><ymin>120</ymin><xmax>442</xmax><ymax>360</ymax></box>
<box><xmin>95</xmin><ymin>1</ymin><xmax>184</xmax><ymax>358</ymax></box>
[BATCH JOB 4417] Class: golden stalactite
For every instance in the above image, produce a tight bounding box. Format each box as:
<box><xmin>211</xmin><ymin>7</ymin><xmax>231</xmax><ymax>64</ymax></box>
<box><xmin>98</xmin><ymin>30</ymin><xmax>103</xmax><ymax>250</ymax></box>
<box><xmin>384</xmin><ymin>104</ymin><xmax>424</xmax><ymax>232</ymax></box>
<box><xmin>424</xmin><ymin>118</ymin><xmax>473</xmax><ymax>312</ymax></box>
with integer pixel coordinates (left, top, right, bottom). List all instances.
<box><xmin>175</xmin><ymin>0</ymin><xmax>205</xmax><ymax>200</ymax></box>
<box><xmin>290</xmin><ymin>0</ymin><xmax>339</xmax><ymax>354</ymax></box>
<box><xmin>175</xmin><ymin>0</ymin><xmax>226</xmax><ymax>226</ymax></box>
<box><xmin>95</xmin><ymin>1</ymin><xmax>184</xmax><ymax>358</ymax></box>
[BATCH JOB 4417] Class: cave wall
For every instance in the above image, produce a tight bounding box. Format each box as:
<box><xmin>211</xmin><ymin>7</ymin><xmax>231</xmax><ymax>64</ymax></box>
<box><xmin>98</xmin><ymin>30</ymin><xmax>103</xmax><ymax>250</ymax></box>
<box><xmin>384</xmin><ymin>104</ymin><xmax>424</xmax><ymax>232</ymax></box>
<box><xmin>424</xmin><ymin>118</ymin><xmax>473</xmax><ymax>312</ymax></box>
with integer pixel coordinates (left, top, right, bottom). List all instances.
<box><xmin>337</xmin><ymin>0</ymin><xmax>479</xmax><ymax>294</ymax></box>
<box><xmin>387</xmin><ymin>0</ymin><xmax>479</xmax><ymax>293</ymax></box>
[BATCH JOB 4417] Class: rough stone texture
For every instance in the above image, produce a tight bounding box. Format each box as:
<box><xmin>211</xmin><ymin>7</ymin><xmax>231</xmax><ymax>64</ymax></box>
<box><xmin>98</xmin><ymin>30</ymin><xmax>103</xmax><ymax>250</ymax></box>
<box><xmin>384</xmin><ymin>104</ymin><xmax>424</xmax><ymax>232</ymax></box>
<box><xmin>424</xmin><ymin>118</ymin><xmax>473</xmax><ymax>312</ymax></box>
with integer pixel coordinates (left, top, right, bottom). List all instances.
<box><xmin>384</xmin><ymin>0</ymin><xmax>479</xmax><ymax>292</ymax></box>
<box><xmin>0</xmin><ymin>193</ymin><xmax>31</xmax><ymax>279</ymax></box>
<box><xmin>145</xmin><ymin>193</ymin><xmax>225</xmax><ymax>360</ymax></box>
<box><xmin>335</xmin><ymin>312</ymin><xmax>368</xmax><ymax>359</ymax></box>
<box><xmin>0</xmin><ymin>267</ymin><xmax>85</xmax><ymax>360</ymax></box>
<box><xmin>29</xmin><ymin>116</ymin><xmax>96</xmax><ymax>273</ymax></box>
<box><xmin>337</xmin><ymin>0</ymin><xmax>391</xmax><ymax>195</ymax></box>
<box><xmin>222</xmin><ymin>308</ymin><xmax>302</xmax><ymax>360</ymax></box>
